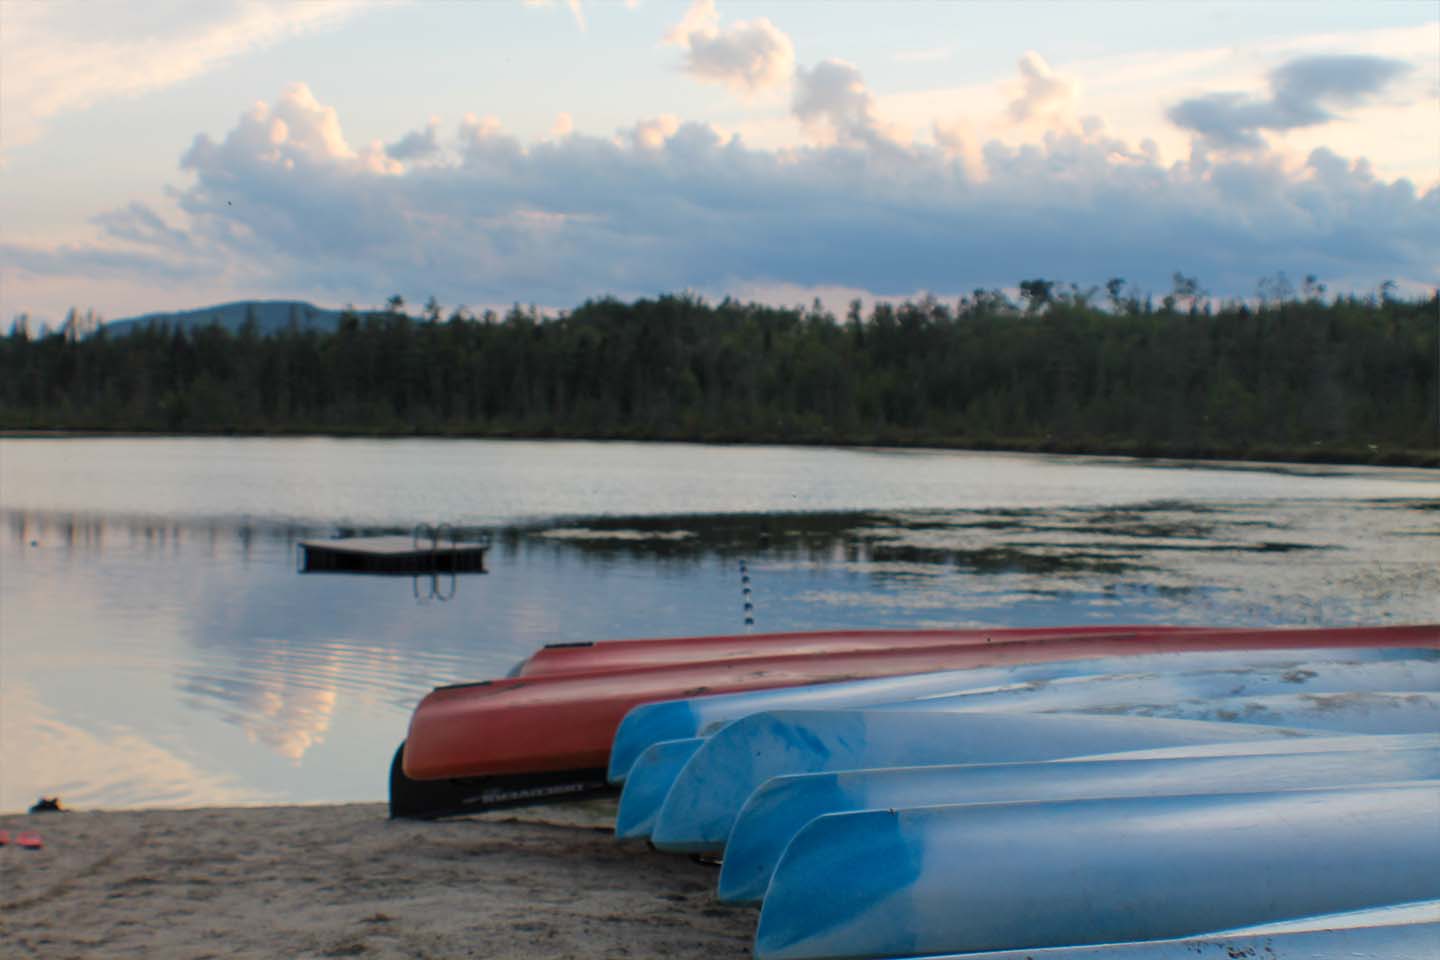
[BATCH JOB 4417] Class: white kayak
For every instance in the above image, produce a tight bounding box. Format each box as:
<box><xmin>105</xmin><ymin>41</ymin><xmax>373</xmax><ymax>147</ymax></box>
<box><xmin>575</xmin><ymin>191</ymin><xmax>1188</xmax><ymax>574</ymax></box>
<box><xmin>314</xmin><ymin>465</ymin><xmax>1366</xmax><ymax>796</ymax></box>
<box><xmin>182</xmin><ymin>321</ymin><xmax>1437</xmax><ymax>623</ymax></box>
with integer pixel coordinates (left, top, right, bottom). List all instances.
<box><xmin>874</xmin><ymin>898</ymin><xmax>1440</xmax><ymax>959</ymax></box>
<box><xmin>754</xmin><ymin>784</ymin><xmax>1440</xmax><ymax>959</ymax></box>
<box><xmin>718</xmin><ymin>742</ymin><xmax>1440</xmax><ymax>903</ymax></box>
<box><xmin>647</xmin><ymin>710</ymin><xmax>1324</xmax><ymax>852</ymax></box>
<box><xmin>606</xmin><ymin>647</ymin><xmax>1437</xmax><ymax>781</ymax></box>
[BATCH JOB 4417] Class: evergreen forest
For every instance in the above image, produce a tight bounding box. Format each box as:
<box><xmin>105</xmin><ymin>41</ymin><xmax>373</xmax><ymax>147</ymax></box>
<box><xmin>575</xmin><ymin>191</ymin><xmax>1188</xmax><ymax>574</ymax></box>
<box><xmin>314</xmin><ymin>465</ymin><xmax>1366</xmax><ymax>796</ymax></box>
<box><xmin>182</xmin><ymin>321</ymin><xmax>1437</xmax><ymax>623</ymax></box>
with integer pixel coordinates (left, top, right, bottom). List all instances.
<box><xmin>3</xmin><ymin>286</ymin><xmax>1437</xmax><ymax>466</ymax></box>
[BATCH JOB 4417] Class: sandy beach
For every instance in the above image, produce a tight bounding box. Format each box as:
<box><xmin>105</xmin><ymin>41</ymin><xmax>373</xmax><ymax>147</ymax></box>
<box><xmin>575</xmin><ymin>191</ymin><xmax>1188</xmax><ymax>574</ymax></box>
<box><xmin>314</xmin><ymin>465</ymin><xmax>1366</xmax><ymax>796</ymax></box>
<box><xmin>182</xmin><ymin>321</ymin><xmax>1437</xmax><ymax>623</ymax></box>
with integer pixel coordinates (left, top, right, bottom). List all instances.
<box><xmin>0</xmin><ymin>800</ymin><xmax>757</xmax><ymax>959</ymax></box>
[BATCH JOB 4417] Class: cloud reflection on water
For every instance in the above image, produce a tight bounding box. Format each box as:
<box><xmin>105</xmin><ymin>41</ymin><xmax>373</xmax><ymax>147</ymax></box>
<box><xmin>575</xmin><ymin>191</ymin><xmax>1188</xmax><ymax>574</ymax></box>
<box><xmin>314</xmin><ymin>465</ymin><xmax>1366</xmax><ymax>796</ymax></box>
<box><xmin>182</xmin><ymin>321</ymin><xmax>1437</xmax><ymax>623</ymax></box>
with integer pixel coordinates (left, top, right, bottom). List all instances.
<box><xmin>179</xmin><ymin>656</ymin><xmax>340</xmax><ymax>763</ymax></box>
<box><xmin>0</xmin><ymin>683</ymin><xmax>269</xmax><ymax>811</ymax></box>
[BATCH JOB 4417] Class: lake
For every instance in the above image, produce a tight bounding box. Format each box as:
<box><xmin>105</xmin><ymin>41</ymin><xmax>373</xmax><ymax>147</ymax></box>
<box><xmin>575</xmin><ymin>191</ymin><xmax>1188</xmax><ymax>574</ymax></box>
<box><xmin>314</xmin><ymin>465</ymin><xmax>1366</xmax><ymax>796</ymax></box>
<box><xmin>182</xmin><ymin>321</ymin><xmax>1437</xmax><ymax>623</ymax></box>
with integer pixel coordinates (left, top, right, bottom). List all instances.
<box><xmin>1</xmin><ymin>436</ymin><xmax>1436</xmax><ymax>811</ymax></box>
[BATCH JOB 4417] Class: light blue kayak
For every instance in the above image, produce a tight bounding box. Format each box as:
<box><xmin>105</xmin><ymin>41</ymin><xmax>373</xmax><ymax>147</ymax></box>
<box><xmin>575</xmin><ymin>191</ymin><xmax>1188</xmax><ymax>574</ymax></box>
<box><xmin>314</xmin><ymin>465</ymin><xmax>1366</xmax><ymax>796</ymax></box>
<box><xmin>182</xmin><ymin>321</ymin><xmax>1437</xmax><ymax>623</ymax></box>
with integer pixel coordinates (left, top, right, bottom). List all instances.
<box><xmin>1077</xmin><ymin>730</ymin><xmax>1440</xmax><ymax>761</ymax></box>
<box><xmin>878</xmin><ymin>898</ymin><xmax>1440</xmax><ymax>959</ymax></box>
<box><xmin>629</xmin><ymin>731</ymin><xmax>1440</xmax><ymax>850</ymax></box>
<box><xmin>719</xmin><ymin>742</ymin><xmax>1440</xmax><ymax>903</ymax></box>
<box><xmin>606</xmin><ymin>647</ymin><xmax>1438</xmax><ymax>782</ymax></box>
<box><xmin>614</xmin><ymin>737</ymin><xmax>705</xmax><ymax>838</ymax></box>
<box><xmin>879</xmin><ymin>690</ymin><xmax>1440</xmax><ymax>735</ymax></box>
<box><xmin>754</xmin><ymin>784</ymin><xmax>1440</xmax><ymax>959</ymax></box>
<box><xmin>647</xmin><ymin>710</ymin><xmax>1324</xmax><ymax>852</ymax></box>
<box><xmin>1065</xmin><ymin>690</ymin><xmax>1440</xmax><ymax>733</ymax></box>
<box><xmin>886</xmin><ymin>658</ymin><xmax>1439</xmax><ymax>713</ymax></box>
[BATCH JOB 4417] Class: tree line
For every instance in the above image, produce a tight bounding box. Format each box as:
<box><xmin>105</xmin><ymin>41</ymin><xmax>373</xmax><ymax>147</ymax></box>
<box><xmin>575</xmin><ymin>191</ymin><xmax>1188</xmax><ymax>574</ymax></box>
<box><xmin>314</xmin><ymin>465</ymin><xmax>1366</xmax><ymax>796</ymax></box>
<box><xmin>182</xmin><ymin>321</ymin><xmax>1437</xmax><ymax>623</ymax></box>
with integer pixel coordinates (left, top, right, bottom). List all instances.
<box><xmin>3</xmin><ymin>284</ymin><xmax>1437</xmax><ymax>465</ymax></box>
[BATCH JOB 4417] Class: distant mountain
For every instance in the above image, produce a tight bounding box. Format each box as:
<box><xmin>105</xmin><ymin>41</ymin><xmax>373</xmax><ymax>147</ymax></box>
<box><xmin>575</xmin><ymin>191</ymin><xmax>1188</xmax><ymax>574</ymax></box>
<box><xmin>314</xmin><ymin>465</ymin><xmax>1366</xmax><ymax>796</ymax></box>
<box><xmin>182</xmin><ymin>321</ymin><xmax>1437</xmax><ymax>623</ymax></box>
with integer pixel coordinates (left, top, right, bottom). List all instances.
<box><xmin>104</xmin><ymin>300</ymin><xmax>347</xmax><ymax>337</ymax></box>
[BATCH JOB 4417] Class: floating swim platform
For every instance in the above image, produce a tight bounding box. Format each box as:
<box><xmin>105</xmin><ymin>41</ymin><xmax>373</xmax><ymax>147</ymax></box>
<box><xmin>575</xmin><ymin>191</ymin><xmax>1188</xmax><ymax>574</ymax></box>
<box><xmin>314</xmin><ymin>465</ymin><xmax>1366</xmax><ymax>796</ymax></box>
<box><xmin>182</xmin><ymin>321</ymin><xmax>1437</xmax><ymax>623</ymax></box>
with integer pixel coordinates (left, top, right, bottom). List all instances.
<box><xmin>298</xmin><ymin>535</ymin><xmax>488</xmax><ymax>574</ymax></box>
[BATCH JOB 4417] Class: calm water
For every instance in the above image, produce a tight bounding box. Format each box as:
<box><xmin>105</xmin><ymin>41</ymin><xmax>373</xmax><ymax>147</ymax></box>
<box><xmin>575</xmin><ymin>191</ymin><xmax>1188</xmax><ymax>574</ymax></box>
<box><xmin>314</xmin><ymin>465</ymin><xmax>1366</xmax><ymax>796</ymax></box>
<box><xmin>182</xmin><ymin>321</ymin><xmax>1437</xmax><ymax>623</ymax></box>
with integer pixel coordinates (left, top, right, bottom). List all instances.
<box><xmin>2</xmin><ymin>437</ymin><xmax>1436</xmax><ymax>811</ymax></box>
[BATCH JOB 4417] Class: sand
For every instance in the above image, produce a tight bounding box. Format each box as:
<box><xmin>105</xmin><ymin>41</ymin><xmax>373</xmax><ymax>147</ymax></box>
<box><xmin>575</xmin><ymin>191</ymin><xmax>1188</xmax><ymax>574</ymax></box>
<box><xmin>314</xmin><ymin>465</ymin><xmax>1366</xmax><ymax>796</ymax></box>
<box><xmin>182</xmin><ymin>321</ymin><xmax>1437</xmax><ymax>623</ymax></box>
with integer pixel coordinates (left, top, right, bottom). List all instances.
<box><xmin>0</xmin><ymin>800</ymin><xmax>758</xmax><ymax>959</ymax></box>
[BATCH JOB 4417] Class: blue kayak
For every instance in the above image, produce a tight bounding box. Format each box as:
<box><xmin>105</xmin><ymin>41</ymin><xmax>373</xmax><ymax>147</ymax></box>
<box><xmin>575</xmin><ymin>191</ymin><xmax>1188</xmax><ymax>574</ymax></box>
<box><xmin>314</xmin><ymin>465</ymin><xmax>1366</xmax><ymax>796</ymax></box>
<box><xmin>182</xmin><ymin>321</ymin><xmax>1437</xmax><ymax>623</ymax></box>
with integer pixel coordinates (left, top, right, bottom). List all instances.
<box><xmin>884</xmin><ymin>657</ymin><xmax>1439</xmax><ymax>713</ymax></box>
<box><xmin>719</xmin><ymin>741</ymin><xmax>1440</xmax><ymax>903</ymax></box>
<box><xmin>639</xmin><ymin>690</ymin><xmax>1435</xmax><ymax>849</ymax></box>
<box><xmin>607</xmin><ymin>646</ymin><xmax>1437</xmax><ymax>782</ymax></box>
<box><xmin>877</xmin><ymin>689</ymin><xmax>1440</xmax><ymax>735</ymax></box>
<box><xmin>647</xmin><ymin>710</ymin><xmax>1324</xmax><ymax>852</ymax></box>
<box><xmin>755</xmin><ymin>784</ymin><xmax>1440</xmax><ymax>959</ymax></box>
<box><xmin>874</xmin><ymin>898</ymin><xmax>1440</xmax><ymax>959</ymax></box>
<box><xmin>614</xmin><ymin>738</ymin><xmax>705</xmax><ymax>838</ymax></box>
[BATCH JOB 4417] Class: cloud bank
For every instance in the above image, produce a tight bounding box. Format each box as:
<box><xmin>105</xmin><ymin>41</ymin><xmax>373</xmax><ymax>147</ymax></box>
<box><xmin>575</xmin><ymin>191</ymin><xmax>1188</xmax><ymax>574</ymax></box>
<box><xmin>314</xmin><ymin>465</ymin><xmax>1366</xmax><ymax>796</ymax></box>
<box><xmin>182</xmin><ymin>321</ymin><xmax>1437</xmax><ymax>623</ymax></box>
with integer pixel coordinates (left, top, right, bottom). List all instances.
<box><xmin>5</xmin><ymin>77</ymin><xmax>1435</xmax><ymax>320</ymax></box>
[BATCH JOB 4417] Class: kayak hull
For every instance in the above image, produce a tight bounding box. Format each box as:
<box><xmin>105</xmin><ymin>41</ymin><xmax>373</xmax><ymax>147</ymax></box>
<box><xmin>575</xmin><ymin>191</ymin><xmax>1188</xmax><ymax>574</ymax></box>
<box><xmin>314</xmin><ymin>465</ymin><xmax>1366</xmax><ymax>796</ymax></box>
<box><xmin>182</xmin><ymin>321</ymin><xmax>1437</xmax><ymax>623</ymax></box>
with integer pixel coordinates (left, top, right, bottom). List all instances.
<box><xmin>719</xmin><ymin>741</ymin><xmax>1440</xmax><ymax>903</ymax></box>
<box><xmin>902</xmin><ymin>918</ymin><xmax>1440</xmax><ymax>960</ymax></box>
<box><xmin>607</xmin><ymin>642</ymin><xmax>1439</xmax><ymax>782</ymax></box>
<box><xmin>645</xmin><ymin>709</ymin><xmax>1326</xmax><ymax>852</ymax></box>
<box><xmin>754</xmin><ymin>785</ymin><xmax>1440</xmax><ymax>959</ymax></box>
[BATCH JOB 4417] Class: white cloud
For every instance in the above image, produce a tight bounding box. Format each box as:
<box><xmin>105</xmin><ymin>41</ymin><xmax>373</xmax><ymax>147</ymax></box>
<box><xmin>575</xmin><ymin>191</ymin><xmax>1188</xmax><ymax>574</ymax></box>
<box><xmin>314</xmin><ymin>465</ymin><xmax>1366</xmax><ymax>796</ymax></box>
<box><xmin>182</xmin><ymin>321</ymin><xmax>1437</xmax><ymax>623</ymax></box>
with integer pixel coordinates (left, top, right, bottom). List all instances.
<box><xmin>0</xmin><ymin>1</ymin><xmax>366</xmax><ymax>150</ymax></box>
<box><xmin>876</xmin><ymin>23</ymin><xmax>1437</xmax><ymax>190</ymax></box>
<box><xmin>553</xmin><ymin>112</ymin><xmax>575</xmax><ymax>138</ymax></box>
<box><xmin>665</xmin><ymin>0</ymin><xmax>795</xmax><ymax>95</ymax></box>
<box><xmin>622</xmin><ymin>115</ymin><xmax>682</xmax><ymax>151</ymax></box>
<box><xmin>793</xmin><ymin>59</ymin><xmax>903</xmax><ymax>149</ymax></box>
<box><xmin>931</xmin><ymin>118</ymin><xmax>984</xmax><ymax>179</ymax></box>
<box><xmin>1009</xmin><ymin>51</ymin><xmax>1078</xmax><ymax>124</ymax></box>
<box><xmin>181</xmin><ymin>83</ymin><xmax>402</xmax><ymax>180</ymax></box>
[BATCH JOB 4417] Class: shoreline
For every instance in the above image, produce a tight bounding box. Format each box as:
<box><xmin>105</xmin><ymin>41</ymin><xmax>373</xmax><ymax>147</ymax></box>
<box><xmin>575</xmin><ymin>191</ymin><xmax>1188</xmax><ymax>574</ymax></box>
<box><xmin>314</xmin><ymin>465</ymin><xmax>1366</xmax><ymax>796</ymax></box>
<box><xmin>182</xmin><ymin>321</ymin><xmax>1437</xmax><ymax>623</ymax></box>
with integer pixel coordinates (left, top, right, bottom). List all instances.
<box><xmin>2</xmin><ymin>427</ymin><xmax>1436</xmax><ymax>469</ymax></box>
<box><xmin>0</xmin><ymin>800</ymin><xmax>756</xmax><ymax>959</ymax></box>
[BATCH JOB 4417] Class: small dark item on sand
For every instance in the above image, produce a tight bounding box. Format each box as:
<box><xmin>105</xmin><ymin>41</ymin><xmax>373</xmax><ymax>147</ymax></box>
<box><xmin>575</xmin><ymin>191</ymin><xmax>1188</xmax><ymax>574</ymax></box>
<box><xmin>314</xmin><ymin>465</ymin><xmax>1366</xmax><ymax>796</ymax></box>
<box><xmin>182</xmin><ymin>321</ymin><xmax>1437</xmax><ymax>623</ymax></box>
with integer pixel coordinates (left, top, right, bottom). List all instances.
<box><xmin>29</xmin><ymin>797</ymin><xmax>65</xmax><ymax>814</ymax></box>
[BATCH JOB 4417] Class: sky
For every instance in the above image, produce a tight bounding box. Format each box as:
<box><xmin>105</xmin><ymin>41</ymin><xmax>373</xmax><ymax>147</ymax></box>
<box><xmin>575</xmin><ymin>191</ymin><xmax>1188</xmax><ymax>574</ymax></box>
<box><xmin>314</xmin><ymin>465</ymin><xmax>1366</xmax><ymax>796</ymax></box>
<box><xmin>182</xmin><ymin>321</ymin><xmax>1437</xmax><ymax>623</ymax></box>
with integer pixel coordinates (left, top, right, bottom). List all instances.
<box><xmin>1</xmin><ymin>0</ymin><xmax>1436</xmax><ymax>327</ymax></box>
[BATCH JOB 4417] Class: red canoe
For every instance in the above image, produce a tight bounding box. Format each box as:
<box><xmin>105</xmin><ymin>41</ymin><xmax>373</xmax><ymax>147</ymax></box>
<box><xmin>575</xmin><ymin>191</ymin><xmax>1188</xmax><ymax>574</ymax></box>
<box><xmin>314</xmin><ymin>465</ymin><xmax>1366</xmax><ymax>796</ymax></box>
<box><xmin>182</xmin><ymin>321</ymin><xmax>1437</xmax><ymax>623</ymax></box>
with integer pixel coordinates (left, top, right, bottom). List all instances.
<box><xmin>517</xmin><ymin>625</ymin><xmax>1213</xmax><ymax>677</ymax></box>
<box><xmin>391</xmin><ymin>623</ymin><xmax>1438</xmax><ymax>818</ymax></box>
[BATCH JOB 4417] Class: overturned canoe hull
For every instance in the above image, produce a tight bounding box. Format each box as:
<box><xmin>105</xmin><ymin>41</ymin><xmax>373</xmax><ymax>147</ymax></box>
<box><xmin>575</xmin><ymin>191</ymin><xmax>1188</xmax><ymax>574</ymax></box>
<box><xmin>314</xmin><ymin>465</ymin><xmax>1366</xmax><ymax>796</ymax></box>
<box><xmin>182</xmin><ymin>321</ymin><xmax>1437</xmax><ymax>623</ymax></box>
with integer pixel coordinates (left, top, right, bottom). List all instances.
<box><xmin>607</xmin><ymin>642</ymin><xmax>1438</xmax><ymax>782</ymax></box>
<box><xmin>899</xmin><ymin>901</ymin><xmax>1440</xmax><ymax>959</ymax></box>
<box><xmin>884</xmin><ymin>656</ymin><xmax>1440</xmax><ymax>714</ymax></box>
<box><xmin>645</xmin><ymin>710</ymin><xmax>1328</xmax><ymax>852</ymax></box>
<box><xmin>719</xmin><ymin>740</ymin><xmax>1440</xmax><ymax>903</ymax></box>
<box><xmin>518</xmin><ymin>625</ymin><xmax>1207</xmax><ymax>677</ymax></box>
<box><xmin>754</xmin><ymin>785</ymin><xmax>1440</xmax><ymax>959</ymax></box>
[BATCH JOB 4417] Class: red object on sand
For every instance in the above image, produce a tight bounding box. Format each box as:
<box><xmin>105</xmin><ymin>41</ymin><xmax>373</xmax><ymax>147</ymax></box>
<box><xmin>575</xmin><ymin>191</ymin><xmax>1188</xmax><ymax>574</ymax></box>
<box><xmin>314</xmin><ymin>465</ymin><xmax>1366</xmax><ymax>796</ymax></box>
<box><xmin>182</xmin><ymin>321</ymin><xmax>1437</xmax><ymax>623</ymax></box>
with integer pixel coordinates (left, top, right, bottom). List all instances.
<box><xmin>401</xmin><ymin>623</ymin><xmax>1439</xmax><ymax>788</ymax></box>
<box><xmin>16</xmin><ymin>831</ymin><xmax>43</xmax><ymax>850</ymax></box>
<box><xmin>0</xmin><ymin>829</ymin><xmax>9</xmax><ymax>846</ymax></box>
